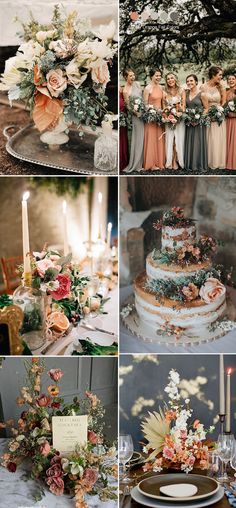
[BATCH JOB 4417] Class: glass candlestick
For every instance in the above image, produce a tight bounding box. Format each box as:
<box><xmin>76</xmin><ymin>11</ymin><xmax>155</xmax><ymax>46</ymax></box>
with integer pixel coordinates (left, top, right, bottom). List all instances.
<box><xmin>94</xmin><ymin>121</ymin><xmax>117</xmax><ymax>172</ymax></box>
<box><xmin>13</xmin><ymin>281</ymin><xmax>46</xmax><ymax>351</ymax></box>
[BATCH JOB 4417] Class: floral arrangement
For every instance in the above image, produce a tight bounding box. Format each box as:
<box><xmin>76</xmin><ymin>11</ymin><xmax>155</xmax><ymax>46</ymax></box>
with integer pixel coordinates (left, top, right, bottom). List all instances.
<box><xmin>224</xmin><ymin>97</ymin><xmax>236</xmax><ymax>117</ymax></box>
<box><xmin>152</xmin><ymin>234</ymin><xmax>218</xmax><ymax>267</ymax></box>
<box><xmin>0</xmin><ymin>7</ymin><xmax>117</xmax><ymax>135</ymax></box>
<box><xmin>0</xmin><ymin>359</ymin><xmax>117</xmax><ymax>507</ymax></box>
<box><xmin>129</xmin><ymin>96</ymin><xmax>146</xmax><ymax>117</ymax></box>
<box><xmin>141</xmin><ymin>369</ymin><xmax>214</xmax><ymax>473</ymax></box>
<box><xmin>146</xmin><ymin>267</ymin><xmax>227</xmax><ymax>304</ymax></box>
<box><xmin>161</xmin><ymin>106</ymin><xmax>185</xmax><ymax>130</ymax></box>
<box><xmin>207</xmin><ymin>105</ymin><xmax>225</xmax><ymax>125</ymax></box>
<box><xmin>142</xmin><ymin>104</ymin><xmax>163</xmax><ymax>125</ymax></box>
<box><xmin>153</xmin><ymin>207</ymin><xmax>195</xmax><ymax>231</ymax></box>
<box><xmin>184</xmin><ymin>107</ymin><xmax>210</xmax><ymax>127</ymax></box>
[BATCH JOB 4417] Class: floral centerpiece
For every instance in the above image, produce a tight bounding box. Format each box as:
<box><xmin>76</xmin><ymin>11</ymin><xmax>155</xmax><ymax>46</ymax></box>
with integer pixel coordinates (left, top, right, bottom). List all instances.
<box><xmin>0</xmin><ymin>359</ymin><xmax>117</xmax><ymax>507</ymax></box>
<box><xmin>0</xmin><ymin>7</ymin><xmax>117</xmax><ymax>146</ymax></box>
<box><xmin>207</xmin><ymin>105</ymin><xmax>225</xmax><ymax>126</ymax></box>
<box><xmin>141</xmin><ymin>369</ymin><xmax>214</xmax><ymax>473</ymax></box>
<box><xmin>184</xmin><ymin>107</ymin><xmax>210</xmax><ymax>127</ymax></box>
<box><xmin>17</xmin><ymin>248</ymin><xmax>109</xmax><ymax>340</ymax></box>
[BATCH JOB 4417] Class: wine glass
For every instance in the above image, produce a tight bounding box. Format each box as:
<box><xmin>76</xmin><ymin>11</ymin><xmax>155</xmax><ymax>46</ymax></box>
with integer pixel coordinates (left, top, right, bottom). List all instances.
<box><xmin>119</xmin><ymin>434</ymin><xmax>134</xmax><ymax>483</ymax></box>
<box><xmin>217</xmin><ymin>433</ymin><xmax>235</xmax><ymax>482</ymax></box>
<box><xmin>230</xmin><ymin>440</ymin><xmax>236</xmax><ymax>487</ymax></box>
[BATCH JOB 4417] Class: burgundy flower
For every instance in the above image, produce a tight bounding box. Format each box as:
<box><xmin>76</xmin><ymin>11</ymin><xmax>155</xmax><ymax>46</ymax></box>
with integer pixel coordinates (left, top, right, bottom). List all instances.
<box><xmin>36</xmin><ymin>394</ymin><xmax>51</xmax><ymax>407</ymax></box>
<box><xmin>83</xmin><ymin>468</ymin><xmax>98</xmax><ymax>486</ymax></box>
<box><xmin>47</xmin><ymin>476</ymin><xmax>64</xmax><ymax>496</ymax></box>
<box><xmin>49</xmin><ymin>273</ymin><xmax>71</xmax><ymax>301</ymax></box>
<box><xmin>46</xmin><ymin>463</ymin><xmax>62</xmax><ymax>478</ymax></box>
<box><xmin>7</xmin><ymin>462</ymin><xmax>17</xmax><ymax>473</ymax></box>
<box><xmin>50</xmin><ymin>454</ymin><xmax>61</xmax><ymax>465</ymax></box>
<box><xmin>51</xmin><ymin>401</ymin><xmax>61</xmax><ymax>409</ymax></box>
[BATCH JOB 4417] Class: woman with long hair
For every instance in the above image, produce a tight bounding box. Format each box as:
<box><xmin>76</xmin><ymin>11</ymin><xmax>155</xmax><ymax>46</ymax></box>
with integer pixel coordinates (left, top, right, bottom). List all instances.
<box><xmin>164</xmin><ymin>73</ymin><xmax>186</xmax><ymax>169</ymax></box>
<box><xmin>201</xmin><ymin>66</ymin><xmax>226</xmax><ymax>169</ymax></box>
<box><xmin>119</xmin><ymin>85</ymin><xmax>129</xmax><ymax>171</ymax></box>
<box><xmin>184</xmin><ymin>74</ymin><xmax>208</xmax><ymax>170</ymax></box>
<box><xmin>143</xmin><ymin>68</ymin><xmax>165</xmax><ymax>170</ymax></box>
<box><xmin>123</xmin><ymin>68</ymin><xmax>144</xmax><ymax>172</ymax></box>
<box><xmin>225</xmin><ymin>74</ymin><xmax>236</xmax><ymax>170</ymax></box>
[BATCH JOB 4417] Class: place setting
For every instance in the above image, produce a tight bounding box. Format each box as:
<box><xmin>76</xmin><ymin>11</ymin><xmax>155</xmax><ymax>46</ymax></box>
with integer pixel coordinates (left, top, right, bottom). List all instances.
<box><xmin>119</xmin><ymin>355</ymin><xmax>236</xmax><ymax>508</ymax></box>
<box><xmin>0</xmin><ymin>176</ymin><xmax>118</xmax><ymax>356</ymax></box>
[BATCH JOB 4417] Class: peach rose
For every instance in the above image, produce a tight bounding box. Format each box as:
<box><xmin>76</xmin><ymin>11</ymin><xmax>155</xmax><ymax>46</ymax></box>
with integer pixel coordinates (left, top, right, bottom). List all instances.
<box><xmin>199</xmin><ymin>277</ymin><xmax>226</xmax><ymax>304</ymax></box>
<box><xmin>39</xmin><ymin>440</ymin><xmax>51</xmax><ymax>456</ymax></box>
<box><xmin>46</xmin><ymin>69</ymin><xmax>67</xmax><ymax>98</ymax></box>
<box><xmin>91</xmin><ymin>61</ymin><xmax>110</xmax><ymax>86</ymax></box>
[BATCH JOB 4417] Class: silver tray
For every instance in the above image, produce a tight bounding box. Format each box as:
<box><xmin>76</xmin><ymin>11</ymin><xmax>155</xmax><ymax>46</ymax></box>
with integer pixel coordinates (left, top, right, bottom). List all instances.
<box><xmin>3</xmin><ymin>124</ymin><xmax>118</xmax><ymax>175</ymax></box>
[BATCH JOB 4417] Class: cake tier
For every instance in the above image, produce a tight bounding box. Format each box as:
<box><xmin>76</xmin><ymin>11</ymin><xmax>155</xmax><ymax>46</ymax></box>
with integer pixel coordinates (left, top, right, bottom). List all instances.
<box><xmin>134</xmin><ymin>272</ymin><xmax>226</xmax><ymax>333</ymax></box>
<box><xmin>162</xmin><ymin>225</ymin><xmax>196</xmax><ymax>250</ymax></box>
<box><xmin>146</xmin><ymin>253</ymin><xmax>212</xmax><ymax>281</ymax></box>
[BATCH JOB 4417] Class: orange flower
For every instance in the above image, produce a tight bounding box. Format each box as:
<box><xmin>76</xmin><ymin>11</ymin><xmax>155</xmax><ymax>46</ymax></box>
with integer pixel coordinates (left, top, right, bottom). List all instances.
<box><xmin>165</xmin><ymin>410</ymin><xmax>177</xmax><ymax>422</ymax></box>
<box><xmin>31</xmin><ymin>358</ymin><xmax>39</xmax><ymax>364</ymax></box>
<box><xmin>193</xmin><ymin>419</ymin><xmax>200</xmax><ymax>429</ymax></box>
<box><xmin>32</xmin><ymin>92</ymin><xmax>63</xmax><ymax>132</ymax></box>
<box><xmin>16</xmin><ymin>397</ymin><xmax>25</xmax><ymax>406</ymax></box>
<box><xmin>47</xmin><ymin>385</ymin><xmax>60</xmax><ymax>397</ymax></box>
<box><xmin>33</xmin><ymin>65</ymin><xmax>42</xmax><ymax>86</ymax></box>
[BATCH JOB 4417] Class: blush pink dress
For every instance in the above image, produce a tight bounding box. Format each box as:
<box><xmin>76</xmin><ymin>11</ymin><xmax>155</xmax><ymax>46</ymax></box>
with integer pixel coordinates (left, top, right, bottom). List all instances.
<box><xmin>143</xmin><ymin>85</ymin><xmax>165</xmax><ymax>170</ymax></box>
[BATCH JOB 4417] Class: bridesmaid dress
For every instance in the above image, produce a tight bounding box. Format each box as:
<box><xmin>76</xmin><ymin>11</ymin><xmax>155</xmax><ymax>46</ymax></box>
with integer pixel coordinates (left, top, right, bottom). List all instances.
<box><xmin>119</xmin><ymin>89</ymin><xmax>129</xmax><ymax>171</ymax></box>
<box><xmin>124</xmin><ymin>81</ymin><xmax>144</xmax><ymax>172</ymax></box>
<box><xmin>184</xmin><ymin>91</ymin><xmax>208</xmax><ymax>170</ymax></box>
<box><xmin>165</xmin><ymin>93</ymin><xmax>185</xmax><ymax>169</ymax></box>
<box><xmin>226</xmin><ymin>89</ymin><xmax>236</xmax><ymax>170</ymax></box>
<box><xmin>202</xmin><ymin>84</ymin><xmax>226</xmax><ymax>169</ymax></box>
<box><xmin>143</xmin><ymin>85</ymin><xmax>165</xmax><ymax>170</ymax></box>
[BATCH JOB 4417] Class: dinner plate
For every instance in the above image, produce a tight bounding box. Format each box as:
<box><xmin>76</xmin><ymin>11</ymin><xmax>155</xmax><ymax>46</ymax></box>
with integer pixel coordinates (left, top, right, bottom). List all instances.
<box><xmin>131</xmin><ymin>485</ymin><xmax>224</xmax><ymax>508</ymax></box>
<box><xmin>138</xmin><ymin>474</ymin><xmax>219</xmax><ymax>502</ymax></box>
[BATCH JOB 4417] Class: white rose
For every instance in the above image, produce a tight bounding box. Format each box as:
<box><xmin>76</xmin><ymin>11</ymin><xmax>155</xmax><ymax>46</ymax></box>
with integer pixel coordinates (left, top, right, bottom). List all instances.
<box><xmin>46</xmin><ymin>68</ymin><xmax>67</xmax><ymax>97</ymax></box>
<box><xmin>36</xmin><ymin>30</ymin><xmax>56</xmax><ymax>43</ymax></box>
<box><xmin>89</xmin><ymin>39</ymin><xmax>114</xmax><ymax>60</ymax></box>
<box><xmin>199</xmin><ymin>277</ymin><xmax>226</xmax><ymax>304</ymax></box>
<box><xmin>49</xmin><ymin>39</ymin><xmax>75</xmax><ymax>58</ymax></box>
<box><xmin>18</xmin><ymin>41</ymin><xmax>45</xmax><ymax>60</ymax></box>
<box><xmin>195</xmin><ymin>114</ymin><xmax>200</xmax><ymax>119</ymax></box>
<box><xmin>169</xmin><ymin>369</ymin><xmax>180</xmax><ymax>384</ymax></box>
<box><xmin>93</xmin><ymin>20</ymin><xmax>117</xmax><ymax>41</ymax></box>
<box><xmin>65</xmin><ymin>59</ymin><xmax>88</xmax><ymax>88</ymax></box>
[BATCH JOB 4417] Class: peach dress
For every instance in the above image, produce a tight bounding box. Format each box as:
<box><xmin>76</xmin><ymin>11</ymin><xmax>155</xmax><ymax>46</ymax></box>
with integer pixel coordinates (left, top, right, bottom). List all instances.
<box><xmin>226</xmin><ymin>89</ymin><xmax>236</xmax><ymax>170</ymax></box>
<box><xmin>143</xmin><ymin>85</ymin><xmax>165</xmax><ymax>170</ymax></box>
<box><xmin>202</xmin><ymin>84</ymin><xmax>226</xmax><ymax>169</ymax></box>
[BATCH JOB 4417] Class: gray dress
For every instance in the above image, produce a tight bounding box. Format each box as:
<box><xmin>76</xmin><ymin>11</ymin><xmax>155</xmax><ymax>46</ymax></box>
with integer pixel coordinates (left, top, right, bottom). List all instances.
<box><xmin>124</xmin><ymin>81</ymin><xmax>144</xmax><ymax>172</ymax></box>
<box><xmin>184</xmin><ymin>91</ymin><xmax>208</xmax><ymax>171</ymax></box>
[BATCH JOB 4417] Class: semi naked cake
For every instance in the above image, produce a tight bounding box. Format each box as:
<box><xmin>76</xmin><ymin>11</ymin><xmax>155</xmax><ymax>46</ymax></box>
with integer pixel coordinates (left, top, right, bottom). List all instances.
<box><xmin>134</xmin><ymin>207</ymin><xmax>228</xmax><ymax>337</ymax></box>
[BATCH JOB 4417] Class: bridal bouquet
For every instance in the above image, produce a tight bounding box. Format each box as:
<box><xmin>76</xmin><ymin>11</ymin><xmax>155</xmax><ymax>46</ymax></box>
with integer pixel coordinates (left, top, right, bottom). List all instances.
<box><xmin>184</xmin><ymin>107</ymin><xmax>210</xmax><ymax>127</ymax></box>
<box><xmin>0</xmin><ymin>360</ymin><xmax>117</xmax><ymax>507</ymax></box>
<box><xmin>0</xmin><ymin>7</ymin><xmax>117</xmax><ymax>136</ymax></box>
<box><xmin>142</xmin><ymin>104</ymin><xmax>163</xmax><ymax>125</ymax></box>
<box><xmin>141</xmin><ymin>369</ymin><xmax>214</xmax><ymax>473</ymax></box>
<box><xmin>161</xmin><ymin>106</ymin><xmax>185</xmax><ymax>130</ymax></box>
<box><xmin>224</xmin><ymin>97</ymin><xmax>236</xmax><ymax>117</ymax></box>
<box><xmin>207</xmin><ymin>105</ymin><xmax>225</xmax><ymax>125</ymax></box>
<box><xmin>129</xmin><ymin>96</ymin><xmax>146</xmax><ymax>117</ymax></box>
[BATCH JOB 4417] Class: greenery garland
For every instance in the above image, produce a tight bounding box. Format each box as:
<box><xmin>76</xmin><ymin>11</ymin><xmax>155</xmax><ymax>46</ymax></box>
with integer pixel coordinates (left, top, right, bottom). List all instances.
<box><xmin>30</xmin><ymin>177</ymin><xmax>93</xmax><ymax>198</ymax></box>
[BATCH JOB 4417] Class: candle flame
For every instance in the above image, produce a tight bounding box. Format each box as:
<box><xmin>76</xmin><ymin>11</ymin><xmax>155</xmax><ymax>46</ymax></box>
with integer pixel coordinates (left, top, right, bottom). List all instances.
<box><xmin>62</xmin><ymin>200</ymin><xmax>67</xmax><ymax>213</ymax></box>
<box><xmin>98</xmin><ymin>192</ymin><xmax>103</xmax><ymax>204</ymax></box>
<box><xmin>108</xmin><ymin>222</ymin><xmax>112</xmax><ymax>231</ymax></box>
<box><xmin>228</xmin><ymin>368</ymin><xmax>232</xmax><ymax>375</ymax></box>
<box><xmin>23</xmin><ymin>191</ymin><xmax>30</xmax><ymax>201</ymax></box>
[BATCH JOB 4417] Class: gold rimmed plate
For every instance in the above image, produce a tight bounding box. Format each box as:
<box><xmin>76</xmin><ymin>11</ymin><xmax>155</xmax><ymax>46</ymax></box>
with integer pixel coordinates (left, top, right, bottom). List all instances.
<box><xmin>138</xmin><ymin>474</ymin><xmax>219</xmax><ymax>502</ymax></box>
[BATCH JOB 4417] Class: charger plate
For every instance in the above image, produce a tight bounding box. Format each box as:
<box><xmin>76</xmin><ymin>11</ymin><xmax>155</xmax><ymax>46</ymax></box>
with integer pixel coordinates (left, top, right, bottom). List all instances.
<box><xmin>138</xmin><ymin>474</ymin><xmax>219</xmax><ymax>502</ymax></box>
<box><xmin>4</xmin><ymin>124</ymin><xmax>118</xmax><ymax>175</ymax></box>
<box><xmin>131</xmin><ymin>485</ymin><xmax>224</xmax><ymax>508</ymax></box>
<box><xmin>121</xmin><ymin>293</ymin><xmax>236</xmax><ymax>346</ymax></box>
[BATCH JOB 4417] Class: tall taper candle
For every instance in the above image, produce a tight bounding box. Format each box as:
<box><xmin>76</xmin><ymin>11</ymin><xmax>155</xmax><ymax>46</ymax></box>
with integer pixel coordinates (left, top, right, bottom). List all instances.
<box><xmin>63</xmin><ymin>200</ymin><xmax>69</xmax><ymax>256</ymax></box>
<box><xmin>98</xmin><ymin>192</ymin><xmax>103</xmax><ymax>239</ymax></box>
<box><xmin>219</xmin><ymin>354</ymin><xmax>225</xmax><ymax>415</ymax></box>
<box><xmin>22</xmin><ymin>191</ymin><xmax>31</xmax><ymax>276</ymax></box>
<box><xmin>226</xmin><ymin>368</ymin><xmax>231</xmax><ymax>432</ymax></box>
<box><xmin>107</xmin><ymin>222</ymin><xmax>112</xmax><ymax>248</ymax></box>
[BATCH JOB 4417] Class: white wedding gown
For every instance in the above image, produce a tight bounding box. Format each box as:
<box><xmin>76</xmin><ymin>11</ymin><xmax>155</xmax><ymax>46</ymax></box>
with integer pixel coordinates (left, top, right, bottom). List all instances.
<box><xmin>165</xmin><ymin>94</ymin><xmax>185</xmax><ymax>169</ymax></box>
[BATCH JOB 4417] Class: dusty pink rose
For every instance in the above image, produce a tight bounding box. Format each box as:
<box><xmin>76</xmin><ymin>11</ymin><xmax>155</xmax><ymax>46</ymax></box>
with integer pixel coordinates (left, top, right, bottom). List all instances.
<box><xmin>36</xmin><ymin>394</ymin><xmax>51</xmax><ymax>407</ymax></box>
<box><xmin>36</xmin><ymin>258</ymin><xmax>55</xmax><ymax>276</ymax></box>
<box><xmin>88</xmin><ymin>431</ymin><xmax>100</xmax><ymax>444</ymax></box>
<box><xmin>46</xmin><ymin>68</ymin><xmax>67</xmax><ymax>97</ymax></box>
<box><xmin>186</xmin><ymin>455</ymin><xmax>195</xmax><ymax>466</ymax></box>
<box><xmin>46</xmin><ymin>463</ymin><xmax>62</xmax><ymax>478</ymax></box>
<box><xmin>162</xmin><ymin>446</ymin><xmax>175</xmax><ymax>460</ymax></box>
<box><xmin>48</xmin><ymin>368</ymin><xmax>64</xmax><ymax>382</ymax></box>
<box><xmin>91</xmin><ymin>62</ymin><xmax>110</xmax><ymax>86</ymax></box>
<box><xmin>39</xmin><ymin>440</ymin><xmax>51</xmax><ymax>456</ymax></box>
<box><xmin>49</xmin><ymin>273</ymin><xmax>71</xmax><ymax>300</ymax></box>
<box><xmin>47</xmin><ymin>476</ymin><xmax>64</xmax><ymax>496</ymax></box>
<box><xmin>50</xmin><ymin>454</ymin><xmax>61</xmax><ymax>465</ymax></box>
<box><xmin>199</xmin><ymin>278</ymin><xmax>226</xmax><ymax>304</ymax></box>
<box><xmin>193</xmin><ymin>419</ymin><xmax>200</xmax><ymax>429</ymax></box>
<box><xmin>83</xmin><ymin>468</ymin><xmax>98</xmax><ymax>486</ymax></box>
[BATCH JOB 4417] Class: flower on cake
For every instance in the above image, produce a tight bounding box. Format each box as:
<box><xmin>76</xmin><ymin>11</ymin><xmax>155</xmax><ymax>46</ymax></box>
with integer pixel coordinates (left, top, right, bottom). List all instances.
<box><xmin>182</xmin><ymin>282</ymin><xmax>199</xmax><ymax>301</ymax></box>
<box><xmin>199</xmin><ymin>277</ymin><xmax>226</xmax><ymax>304</ymax></box>
<box><xmin>141</xmin><ymin>369</ymin><xmax>214</xmax><ymax>473</ymax></box>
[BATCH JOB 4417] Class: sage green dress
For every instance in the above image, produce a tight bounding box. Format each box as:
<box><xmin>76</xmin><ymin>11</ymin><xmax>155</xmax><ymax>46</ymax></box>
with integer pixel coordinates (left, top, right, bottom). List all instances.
<box><xmin>184</xmin><ymin>91</ymin><xmax>208</xmax><ymax>171</ymax></box>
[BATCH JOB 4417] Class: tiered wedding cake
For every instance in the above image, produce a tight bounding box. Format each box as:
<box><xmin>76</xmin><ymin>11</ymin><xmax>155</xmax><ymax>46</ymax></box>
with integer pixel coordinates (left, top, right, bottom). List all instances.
<box><xmin>134</xmin><ymin>207</ymin><xmax>227</xmax><ymax>336</ymax></box>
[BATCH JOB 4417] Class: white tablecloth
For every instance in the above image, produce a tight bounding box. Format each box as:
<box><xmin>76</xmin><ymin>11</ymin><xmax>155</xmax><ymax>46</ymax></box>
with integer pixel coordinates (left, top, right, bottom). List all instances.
<box><xmin>120</xmin><ymin>286</ymin><xmax>236</xmax><ymax>354</ymax></box>
<box><xmin>0</xmin><ymin>439</ymin><xmax>117</xmax><ymax>508</ymax></box>
<box><xmin>33</xmin><ymin>287</ymin><xmax>118</xmax><ymax>355</ymax></box>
